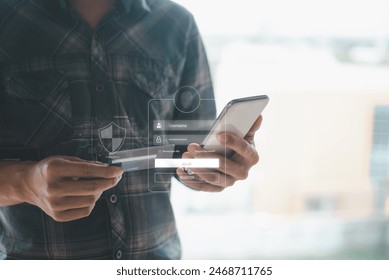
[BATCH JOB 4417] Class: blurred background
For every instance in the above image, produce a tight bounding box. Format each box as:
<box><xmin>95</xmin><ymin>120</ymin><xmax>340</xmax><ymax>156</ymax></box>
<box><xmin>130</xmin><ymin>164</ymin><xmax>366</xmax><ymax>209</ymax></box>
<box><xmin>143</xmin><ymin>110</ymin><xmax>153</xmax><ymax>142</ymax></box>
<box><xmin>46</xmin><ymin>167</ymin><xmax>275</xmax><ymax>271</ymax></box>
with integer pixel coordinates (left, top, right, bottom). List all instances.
<box><xmin>170</xmin><ymin>0</ymin><xmax>389</xmax><ymax>259</ymax></box>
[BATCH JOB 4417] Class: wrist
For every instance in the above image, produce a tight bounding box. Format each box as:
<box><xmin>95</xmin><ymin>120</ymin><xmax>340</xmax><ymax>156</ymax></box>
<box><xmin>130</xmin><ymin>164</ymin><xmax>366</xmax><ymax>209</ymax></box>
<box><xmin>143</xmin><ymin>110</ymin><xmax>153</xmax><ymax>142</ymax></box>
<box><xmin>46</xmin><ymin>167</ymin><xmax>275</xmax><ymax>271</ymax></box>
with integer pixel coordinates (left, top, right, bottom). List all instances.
<box><xmin>0</xmin><ymin>160</ymin><xmax>36</xmax><ymax>205</ymax></box>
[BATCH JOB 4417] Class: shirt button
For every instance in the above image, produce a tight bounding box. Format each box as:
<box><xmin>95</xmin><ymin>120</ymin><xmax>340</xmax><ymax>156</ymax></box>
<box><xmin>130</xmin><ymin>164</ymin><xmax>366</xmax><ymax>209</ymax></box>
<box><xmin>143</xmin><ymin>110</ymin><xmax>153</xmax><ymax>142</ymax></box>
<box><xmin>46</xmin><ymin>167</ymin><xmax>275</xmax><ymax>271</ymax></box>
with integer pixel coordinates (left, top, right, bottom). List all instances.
<box><xmin>95</xmin><ymin>144</ymin><xmax>103</xmax><ymax>153</ymax></box>
<box><xmin>95</xmin><ymin>84</ymin><xmax>105</xmax><ymax>93</ymax></box>
<box><xmin>116</xmin><ymin>250</ymin><xmax>123</xmax><ymax>259</ymax></box>
<box><xmin>110</xmin><ymin>194</ymin><xmax>118</xmax><ymax>204</ymax></box>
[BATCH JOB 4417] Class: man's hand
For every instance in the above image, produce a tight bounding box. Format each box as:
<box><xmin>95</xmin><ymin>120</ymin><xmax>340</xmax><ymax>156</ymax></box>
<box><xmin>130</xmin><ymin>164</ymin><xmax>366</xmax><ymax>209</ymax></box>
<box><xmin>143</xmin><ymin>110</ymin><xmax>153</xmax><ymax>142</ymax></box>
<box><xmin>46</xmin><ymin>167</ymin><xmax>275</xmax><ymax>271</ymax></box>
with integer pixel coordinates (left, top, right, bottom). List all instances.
<box><xmin>20</xmin><ymin>156</ymin><xmax>123</xmax><ymax>222</ymax></box>
<box><xmin>176</xmin><ymin>115</ymin><xmax>262</xmax><ymax>192</ymax></box>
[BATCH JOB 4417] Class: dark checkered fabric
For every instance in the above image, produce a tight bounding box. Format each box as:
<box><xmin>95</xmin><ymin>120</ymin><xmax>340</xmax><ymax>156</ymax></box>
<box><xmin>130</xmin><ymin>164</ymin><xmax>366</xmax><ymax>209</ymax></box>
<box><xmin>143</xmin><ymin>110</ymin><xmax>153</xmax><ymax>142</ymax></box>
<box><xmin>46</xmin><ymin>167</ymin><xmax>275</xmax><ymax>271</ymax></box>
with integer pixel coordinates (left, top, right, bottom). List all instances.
<box><xmin>0</xmin><ymin>0</ymin><xmax>215</xmax><ymax>259</ymax></box>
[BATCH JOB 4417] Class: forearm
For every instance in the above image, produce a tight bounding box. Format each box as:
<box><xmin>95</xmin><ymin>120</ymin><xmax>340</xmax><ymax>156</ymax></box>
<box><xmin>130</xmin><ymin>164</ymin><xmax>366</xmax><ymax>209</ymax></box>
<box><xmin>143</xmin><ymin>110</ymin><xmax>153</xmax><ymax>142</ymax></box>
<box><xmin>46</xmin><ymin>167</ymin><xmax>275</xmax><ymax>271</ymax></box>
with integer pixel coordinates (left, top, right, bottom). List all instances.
<box><xmin>0</xmin><ymin>161</ymin><xmax>33</xmax><ymax>206</ymax></box>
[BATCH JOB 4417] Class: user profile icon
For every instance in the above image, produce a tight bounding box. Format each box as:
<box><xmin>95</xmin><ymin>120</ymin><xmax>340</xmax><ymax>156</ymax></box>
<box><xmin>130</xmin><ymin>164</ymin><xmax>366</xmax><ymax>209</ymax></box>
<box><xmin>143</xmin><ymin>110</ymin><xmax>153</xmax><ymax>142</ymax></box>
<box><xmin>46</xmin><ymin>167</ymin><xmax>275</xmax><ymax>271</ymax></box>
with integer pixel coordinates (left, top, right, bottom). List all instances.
<box><xmin>173</xmin><ymin>86</ymin><xmax>201</xmax><ymax>113</ymax></box>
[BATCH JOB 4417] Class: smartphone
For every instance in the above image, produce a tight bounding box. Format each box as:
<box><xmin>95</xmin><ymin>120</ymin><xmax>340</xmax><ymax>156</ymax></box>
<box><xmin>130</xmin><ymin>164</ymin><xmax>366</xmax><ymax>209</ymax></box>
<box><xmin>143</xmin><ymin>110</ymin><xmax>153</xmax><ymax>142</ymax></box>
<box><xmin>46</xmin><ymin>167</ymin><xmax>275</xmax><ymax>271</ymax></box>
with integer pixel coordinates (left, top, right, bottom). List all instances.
<box><xmin>201</xmin><ymin>95</ymin><xmax>269</xmax><ymax>157</ymax></box>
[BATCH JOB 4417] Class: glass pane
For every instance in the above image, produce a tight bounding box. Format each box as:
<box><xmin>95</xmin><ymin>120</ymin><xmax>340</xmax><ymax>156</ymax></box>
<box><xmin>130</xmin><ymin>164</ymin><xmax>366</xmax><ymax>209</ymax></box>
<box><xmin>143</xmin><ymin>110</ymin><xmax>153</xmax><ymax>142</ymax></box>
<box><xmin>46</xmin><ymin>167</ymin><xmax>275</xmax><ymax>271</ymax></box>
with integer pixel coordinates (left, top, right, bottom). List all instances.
<box><xmin>171</xmin><ymin>0</ymin><xmax>389</xmax><ymax>259</ymax></box>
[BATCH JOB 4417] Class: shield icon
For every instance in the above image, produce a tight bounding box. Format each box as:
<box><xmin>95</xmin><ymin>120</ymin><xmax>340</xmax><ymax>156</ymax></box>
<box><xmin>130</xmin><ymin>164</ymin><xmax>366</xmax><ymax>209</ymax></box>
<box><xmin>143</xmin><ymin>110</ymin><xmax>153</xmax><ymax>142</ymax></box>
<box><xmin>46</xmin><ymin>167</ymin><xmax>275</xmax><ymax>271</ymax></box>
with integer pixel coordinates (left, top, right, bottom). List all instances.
<box><xmin>98</xmin><ymin>122</ymin><xmax>126</xmax><ymax>153</ymax></box>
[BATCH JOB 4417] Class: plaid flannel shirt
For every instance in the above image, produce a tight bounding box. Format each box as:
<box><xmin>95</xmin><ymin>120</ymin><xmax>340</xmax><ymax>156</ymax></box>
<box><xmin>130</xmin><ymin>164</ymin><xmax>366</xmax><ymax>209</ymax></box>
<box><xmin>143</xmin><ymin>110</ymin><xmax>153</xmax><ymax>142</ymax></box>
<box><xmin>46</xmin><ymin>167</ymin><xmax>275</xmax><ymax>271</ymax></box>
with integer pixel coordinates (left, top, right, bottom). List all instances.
<box><xmin>0</xmin><ymin>0</ymin><xmax>215</xmax><ymax>259</ymax></box>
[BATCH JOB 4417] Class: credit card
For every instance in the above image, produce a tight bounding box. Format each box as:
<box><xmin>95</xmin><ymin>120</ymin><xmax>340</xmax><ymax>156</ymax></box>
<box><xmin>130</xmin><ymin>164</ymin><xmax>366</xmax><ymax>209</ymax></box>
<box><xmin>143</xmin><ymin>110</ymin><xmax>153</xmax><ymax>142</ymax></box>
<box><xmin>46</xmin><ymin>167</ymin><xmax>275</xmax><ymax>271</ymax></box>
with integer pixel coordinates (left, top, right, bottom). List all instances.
<box><xmin>106</xmin><ymin>145</ymin><xmax>175</xmax><ymax>172</ymax></box>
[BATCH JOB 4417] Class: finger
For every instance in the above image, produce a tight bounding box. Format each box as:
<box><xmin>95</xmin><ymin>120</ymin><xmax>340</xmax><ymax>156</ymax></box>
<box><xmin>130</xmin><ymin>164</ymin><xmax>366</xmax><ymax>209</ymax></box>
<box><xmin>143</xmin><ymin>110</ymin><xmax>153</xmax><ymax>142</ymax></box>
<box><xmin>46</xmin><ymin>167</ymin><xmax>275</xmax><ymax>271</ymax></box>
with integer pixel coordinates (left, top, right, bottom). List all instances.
<box><xmin>188</xmin><ymin>167</ymin><xmax>237</xmax><ymax>188</ymax></box>
<box><xmin>54</xmin><ymin>157</ymin><xmax>95</xmax><ymax>180</ymax></box>
<box><xmin>186</xmin><ymin>145</ymin><xmax>250</xmax><ymax>180</ymax></box>
<box><xmin>50</xmin><ymin>195</ymin><xmax>99</xmax><ymax>211</ymax></box>
<box><xmin>55</xmin><ymin>156</ymin><xmax>88</xmax><ymax>162</ymax></box>
<box><xmin>176</xmin><ymin>168</ymin><xmax>225</xmax><ymax>192</ymax></box>
<box><xmin>51</xmin><ymin>159</ymin><xmax>123</xmax><ymax>179</ymax></box>
<box><xmin>217</xmin><ymin>133</ymin><xmax>259</xmax><ymax>166</ymax></box>
<box><xmin>60</xmin><ymin>156</ymin><xmax>107</xmax><ymax>166</ymax></box>
<box><xmin>58</xmin><ymin>176</ymin><xmax>122</xmax><ymax>196</ymax></box>
<box><xmin>244</xmin><ymin>115</ymin><xmax>263</xmax><ymax>140</ymax></box>
<box><xmin>53</xmin><ymin>206</ymin><xmax>95</xmax><ymax>222</ymax></box>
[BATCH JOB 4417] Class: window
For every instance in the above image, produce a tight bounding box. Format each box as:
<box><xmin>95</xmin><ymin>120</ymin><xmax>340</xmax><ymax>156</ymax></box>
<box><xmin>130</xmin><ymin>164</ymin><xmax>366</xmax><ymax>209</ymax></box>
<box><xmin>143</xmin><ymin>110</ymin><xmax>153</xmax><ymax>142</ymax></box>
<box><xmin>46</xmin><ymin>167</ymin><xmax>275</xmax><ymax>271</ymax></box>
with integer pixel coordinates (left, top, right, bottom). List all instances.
<box><xmin>171</xmin><ymin>0</ymin><xmax>389</xmax><ymax>259</ymax></box>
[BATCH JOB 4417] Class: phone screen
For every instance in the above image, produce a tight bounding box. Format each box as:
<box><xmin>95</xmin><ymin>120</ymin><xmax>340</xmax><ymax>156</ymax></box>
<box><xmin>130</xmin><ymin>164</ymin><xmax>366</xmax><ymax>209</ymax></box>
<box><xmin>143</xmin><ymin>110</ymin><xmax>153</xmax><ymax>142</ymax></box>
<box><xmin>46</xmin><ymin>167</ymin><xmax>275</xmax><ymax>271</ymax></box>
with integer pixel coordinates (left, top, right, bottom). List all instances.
<box><xmin>201</xmin><ymin>95</ymin><xmax>269</xmax><ymax>157</ymax></box>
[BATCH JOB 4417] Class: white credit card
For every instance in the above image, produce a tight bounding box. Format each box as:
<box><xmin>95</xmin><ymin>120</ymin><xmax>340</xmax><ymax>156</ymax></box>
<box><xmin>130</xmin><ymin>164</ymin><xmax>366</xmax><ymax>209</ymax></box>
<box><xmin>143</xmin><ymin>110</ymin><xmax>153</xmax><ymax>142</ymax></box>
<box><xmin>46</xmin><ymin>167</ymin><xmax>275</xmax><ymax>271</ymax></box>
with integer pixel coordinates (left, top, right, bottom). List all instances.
<box><xmin>106</xmin><ymin>145</ymin><xmax>175</xmax><ymax>172</ymax></box>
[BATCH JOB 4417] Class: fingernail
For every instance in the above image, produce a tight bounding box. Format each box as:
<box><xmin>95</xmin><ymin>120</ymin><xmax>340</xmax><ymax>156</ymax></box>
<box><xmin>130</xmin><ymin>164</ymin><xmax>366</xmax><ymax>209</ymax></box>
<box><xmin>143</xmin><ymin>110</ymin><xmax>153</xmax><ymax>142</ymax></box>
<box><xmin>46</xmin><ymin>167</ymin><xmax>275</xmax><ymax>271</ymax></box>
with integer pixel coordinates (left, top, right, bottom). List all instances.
<box><xmin>218</xmin><ymin>134</ymin><xmax>226</xmax><ymax>143</ymax></box>
<box><xmin>113</xmin><ymin>166</ymin><xmax>124</xmax><ymax>174</ymax></box>
<box><xmin>187</xmin><ymin>144</ymin><xmax>200</xmax><ymax>153</ymax></box>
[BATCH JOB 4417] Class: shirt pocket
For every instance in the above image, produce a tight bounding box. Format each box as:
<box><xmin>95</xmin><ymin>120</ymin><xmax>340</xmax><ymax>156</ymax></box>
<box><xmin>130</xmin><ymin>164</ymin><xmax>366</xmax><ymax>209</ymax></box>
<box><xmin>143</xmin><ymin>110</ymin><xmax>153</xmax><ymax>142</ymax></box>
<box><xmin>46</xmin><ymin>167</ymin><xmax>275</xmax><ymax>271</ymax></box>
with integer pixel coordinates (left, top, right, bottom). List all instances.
<box><xmin>115</xmin><ymin>57</ymin><xmax>178</xmax><ymax>144</ymax></box>
<box><xmin>127</xmin><ymin>57</ymin><xmax>176</xmax><ymax>99</ymax></box>
<box><xmin>1</xmin><ymin>70</ymin><xmax>73</xmax><ymax>147</ymax></box>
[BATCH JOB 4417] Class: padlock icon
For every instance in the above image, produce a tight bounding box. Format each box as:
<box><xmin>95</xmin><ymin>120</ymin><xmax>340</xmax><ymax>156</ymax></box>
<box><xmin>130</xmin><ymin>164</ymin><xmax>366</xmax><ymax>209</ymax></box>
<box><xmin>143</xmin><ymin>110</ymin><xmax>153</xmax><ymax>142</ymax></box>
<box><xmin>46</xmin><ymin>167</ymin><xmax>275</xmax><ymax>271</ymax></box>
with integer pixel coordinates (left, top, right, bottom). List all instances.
<box><xmin>156</xmin><ymin>136</ymin><xmax>162</xmax><ymax>144</ymax></box>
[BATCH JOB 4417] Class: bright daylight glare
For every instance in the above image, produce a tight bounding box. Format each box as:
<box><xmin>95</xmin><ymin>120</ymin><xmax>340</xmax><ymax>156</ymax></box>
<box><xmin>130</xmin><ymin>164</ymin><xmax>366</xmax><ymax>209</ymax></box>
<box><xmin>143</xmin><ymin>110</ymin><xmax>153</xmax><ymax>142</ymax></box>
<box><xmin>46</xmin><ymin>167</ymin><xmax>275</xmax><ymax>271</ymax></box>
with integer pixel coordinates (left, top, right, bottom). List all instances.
<box><xmin>171</xmin><ymin>0</ymin><xmax>389</xmax><ymax>259</ymax></box>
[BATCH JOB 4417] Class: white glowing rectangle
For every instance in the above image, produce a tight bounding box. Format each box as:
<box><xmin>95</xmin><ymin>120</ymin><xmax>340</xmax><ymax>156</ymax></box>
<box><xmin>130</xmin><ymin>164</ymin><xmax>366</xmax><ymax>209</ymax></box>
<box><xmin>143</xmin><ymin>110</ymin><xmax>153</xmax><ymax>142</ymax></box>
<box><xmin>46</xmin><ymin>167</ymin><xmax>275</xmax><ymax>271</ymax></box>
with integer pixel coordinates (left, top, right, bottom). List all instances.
<box><xmin>155</xmin><ymin>158</ymin><xmax>219</xmax><ymax>168</ymax></box>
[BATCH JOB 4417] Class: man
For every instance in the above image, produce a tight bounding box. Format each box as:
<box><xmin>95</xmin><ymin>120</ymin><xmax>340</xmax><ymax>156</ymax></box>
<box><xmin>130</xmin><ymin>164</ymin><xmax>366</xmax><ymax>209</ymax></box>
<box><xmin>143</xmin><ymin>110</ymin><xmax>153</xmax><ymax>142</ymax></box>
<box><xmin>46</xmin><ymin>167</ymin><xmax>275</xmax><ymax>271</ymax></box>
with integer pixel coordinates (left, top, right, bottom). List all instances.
<box><xmin>0</xmin><ymin>0</ymin><xmax>261</xmax><ymax>259</ymax></box>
